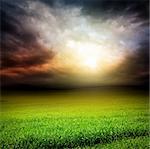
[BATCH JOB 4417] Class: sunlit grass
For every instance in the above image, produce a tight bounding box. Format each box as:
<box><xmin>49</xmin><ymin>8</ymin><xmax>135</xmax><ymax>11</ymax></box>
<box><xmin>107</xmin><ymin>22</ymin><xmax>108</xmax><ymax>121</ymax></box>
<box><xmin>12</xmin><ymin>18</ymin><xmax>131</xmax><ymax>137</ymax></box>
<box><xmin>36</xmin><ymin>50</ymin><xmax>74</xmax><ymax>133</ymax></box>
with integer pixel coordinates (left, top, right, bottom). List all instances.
<box><xmin>0</xmin><ymin>89</ymin><xmax>149</xmax><ymax>148</ymax></box>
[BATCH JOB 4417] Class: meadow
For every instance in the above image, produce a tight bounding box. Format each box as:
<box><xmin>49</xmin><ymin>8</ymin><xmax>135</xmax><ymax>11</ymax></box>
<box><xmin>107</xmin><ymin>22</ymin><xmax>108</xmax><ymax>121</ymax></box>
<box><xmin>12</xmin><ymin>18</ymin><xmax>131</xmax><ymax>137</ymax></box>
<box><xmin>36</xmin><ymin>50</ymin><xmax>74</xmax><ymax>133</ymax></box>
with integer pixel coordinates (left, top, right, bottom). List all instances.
<box><xmin>0</xmin><ymin>88</ymin><xmax>149</xmax><ymax>148</ymax></box>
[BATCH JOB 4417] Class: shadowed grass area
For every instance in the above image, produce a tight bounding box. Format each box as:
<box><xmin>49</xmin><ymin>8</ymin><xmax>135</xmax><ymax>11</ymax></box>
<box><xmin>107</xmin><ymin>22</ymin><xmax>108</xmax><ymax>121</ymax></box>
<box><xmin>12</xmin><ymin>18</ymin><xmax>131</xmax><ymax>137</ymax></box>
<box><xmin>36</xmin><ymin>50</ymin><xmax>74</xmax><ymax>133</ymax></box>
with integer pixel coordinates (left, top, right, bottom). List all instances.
<box><xmin>0</xmin><ymin>89</ymin><xmax>149</xmax><ymax>148</ymax></box>
<box><xmin>83</xmin><ymin>136</ymin><xmax>149</xmax><ymax>149</ymax></box>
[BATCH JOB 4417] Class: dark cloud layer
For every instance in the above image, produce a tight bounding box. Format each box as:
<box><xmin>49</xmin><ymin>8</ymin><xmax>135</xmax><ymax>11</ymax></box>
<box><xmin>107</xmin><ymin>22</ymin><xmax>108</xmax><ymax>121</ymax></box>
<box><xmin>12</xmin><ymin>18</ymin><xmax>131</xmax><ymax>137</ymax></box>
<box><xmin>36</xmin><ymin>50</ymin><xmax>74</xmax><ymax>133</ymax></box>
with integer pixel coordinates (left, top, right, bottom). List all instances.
<box><xmin>0</xmin><ymin>0</ymin><xmax>149</xmax><ymax>88</ymax></box>
<box><xmin>42</xmin><ymin>0</ymin><xmax>149</xmax><ymax>17</ymax></box>
<box><xmin>1</xmin><ymin>0</ymin><xmax>55</xmax><ymax>82</ymax></box>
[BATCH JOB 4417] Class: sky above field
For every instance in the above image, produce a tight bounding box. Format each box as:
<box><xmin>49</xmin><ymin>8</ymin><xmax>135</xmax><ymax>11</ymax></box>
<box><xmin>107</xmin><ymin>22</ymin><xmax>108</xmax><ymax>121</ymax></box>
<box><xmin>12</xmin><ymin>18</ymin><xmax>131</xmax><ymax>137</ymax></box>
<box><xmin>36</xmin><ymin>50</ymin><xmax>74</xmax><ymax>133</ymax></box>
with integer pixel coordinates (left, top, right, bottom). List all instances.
<box><xmin>1</xmin><ymin>0</ymin><xmax>149</xmax><ymax>88</ymax></box>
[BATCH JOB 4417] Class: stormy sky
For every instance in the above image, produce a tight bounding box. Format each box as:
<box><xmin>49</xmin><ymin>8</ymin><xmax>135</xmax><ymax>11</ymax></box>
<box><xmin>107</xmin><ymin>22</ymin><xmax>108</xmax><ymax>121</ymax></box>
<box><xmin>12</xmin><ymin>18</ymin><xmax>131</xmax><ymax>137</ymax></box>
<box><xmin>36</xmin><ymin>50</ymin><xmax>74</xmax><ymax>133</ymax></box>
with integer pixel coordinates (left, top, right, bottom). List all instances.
<box><xmin>0</xmin><ymin>0</ymin><xmax>149</xmax><ymax>88</ymax></box>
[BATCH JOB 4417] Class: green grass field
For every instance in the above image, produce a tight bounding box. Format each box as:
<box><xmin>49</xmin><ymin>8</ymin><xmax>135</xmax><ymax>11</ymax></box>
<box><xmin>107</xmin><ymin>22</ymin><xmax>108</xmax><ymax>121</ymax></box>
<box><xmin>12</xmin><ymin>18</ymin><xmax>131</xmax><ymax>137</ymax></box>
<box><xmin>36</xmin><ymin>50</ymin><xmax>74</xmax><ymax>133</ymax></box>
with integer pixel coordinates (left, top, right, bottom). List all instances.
<box><xmin>0</xmin><ymin>89</ymin><xmax>149</xmax><ymax>148</ymax></box>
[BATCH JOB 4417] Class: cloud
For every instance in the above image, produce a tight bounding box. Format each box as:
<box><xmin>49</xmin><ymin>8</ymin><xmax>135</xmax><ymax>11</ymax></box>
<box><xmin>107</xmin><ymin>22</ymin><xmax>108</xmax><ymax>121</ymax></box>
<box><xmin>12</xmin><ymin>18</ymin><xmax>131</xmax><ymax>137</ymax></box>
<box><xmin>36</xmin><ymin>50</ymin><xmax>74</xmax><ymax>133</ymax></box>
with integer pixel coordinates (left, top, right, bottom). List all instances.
<box><xmin>1</xmin><ymin>1</ymin><xmax>54</xmax><ymax>77</ymax></box>
<box><xmin>1</xmin><ymin>0</ymin><xmax>149</xmax><ymax>86</ymax></box>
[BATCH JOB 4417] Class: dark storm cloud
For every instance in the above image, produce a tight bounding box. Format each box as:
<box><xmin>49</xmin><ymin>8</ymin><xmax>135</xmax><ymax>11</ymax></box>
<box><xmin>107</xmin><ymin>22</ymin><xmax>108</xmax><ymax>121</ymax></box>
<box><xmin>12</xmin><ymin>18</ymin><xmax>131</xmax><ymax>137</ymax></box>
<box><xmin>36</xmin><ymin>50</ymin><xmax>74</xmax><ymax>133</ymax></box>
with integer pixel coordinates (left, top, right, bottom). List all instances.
<box><xmin>41</xmin><ymin>0</ymin><xmax>149</xmax><ymax>17</ymax></box>
<box><xmin>1</xmin><ymin>0</ymin><xmax>54</xmax><ymax>79</ymax></box>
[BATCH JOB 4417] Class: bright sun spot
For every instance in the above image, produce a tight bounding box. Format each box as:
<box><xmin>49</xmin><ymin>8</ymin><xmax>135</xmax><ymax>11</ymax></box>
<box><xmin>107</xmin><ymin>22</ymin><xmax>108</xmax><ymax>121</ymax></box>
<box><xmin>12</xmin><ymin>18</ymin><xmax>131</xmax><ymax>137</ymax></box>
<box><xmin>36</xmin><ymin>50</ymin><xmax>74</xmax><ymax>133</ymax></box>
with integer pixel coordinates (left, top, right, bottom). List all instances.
<box><xmin>66</xmin><ymin>40</ymin><xmax>100</xmax><ymax>70</ymax></box>
<box><xmin>84</xmin><ymin>58</ymin><xmax>97</xmax><ymax>69</ymax></box>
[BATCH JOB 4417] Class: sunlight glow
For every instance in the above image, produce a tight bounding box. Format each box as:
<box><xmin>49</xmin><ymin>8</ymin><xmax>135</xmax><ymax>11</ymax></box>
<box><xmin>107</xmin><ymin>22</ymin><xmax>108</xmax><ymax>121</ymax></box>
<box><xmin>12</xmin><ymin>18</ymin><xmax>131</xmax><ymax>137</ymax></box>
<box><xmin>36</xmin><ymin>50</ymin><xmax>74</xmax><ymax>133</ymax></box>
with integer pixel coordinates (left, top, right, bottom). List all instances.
<box><xmin>84</xmin><ymin>58</ymin><xmax>97</xmax><ymax>69</ymax></box>
<box><xmin>65</xmin><ymin>40</ymin><xmax>124</xmax><ymax>74</ymax></box>
<box><xmin>28</xmin><ymin>4</ymin><xmax>141</xmax><ymax>77</ymax></box>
